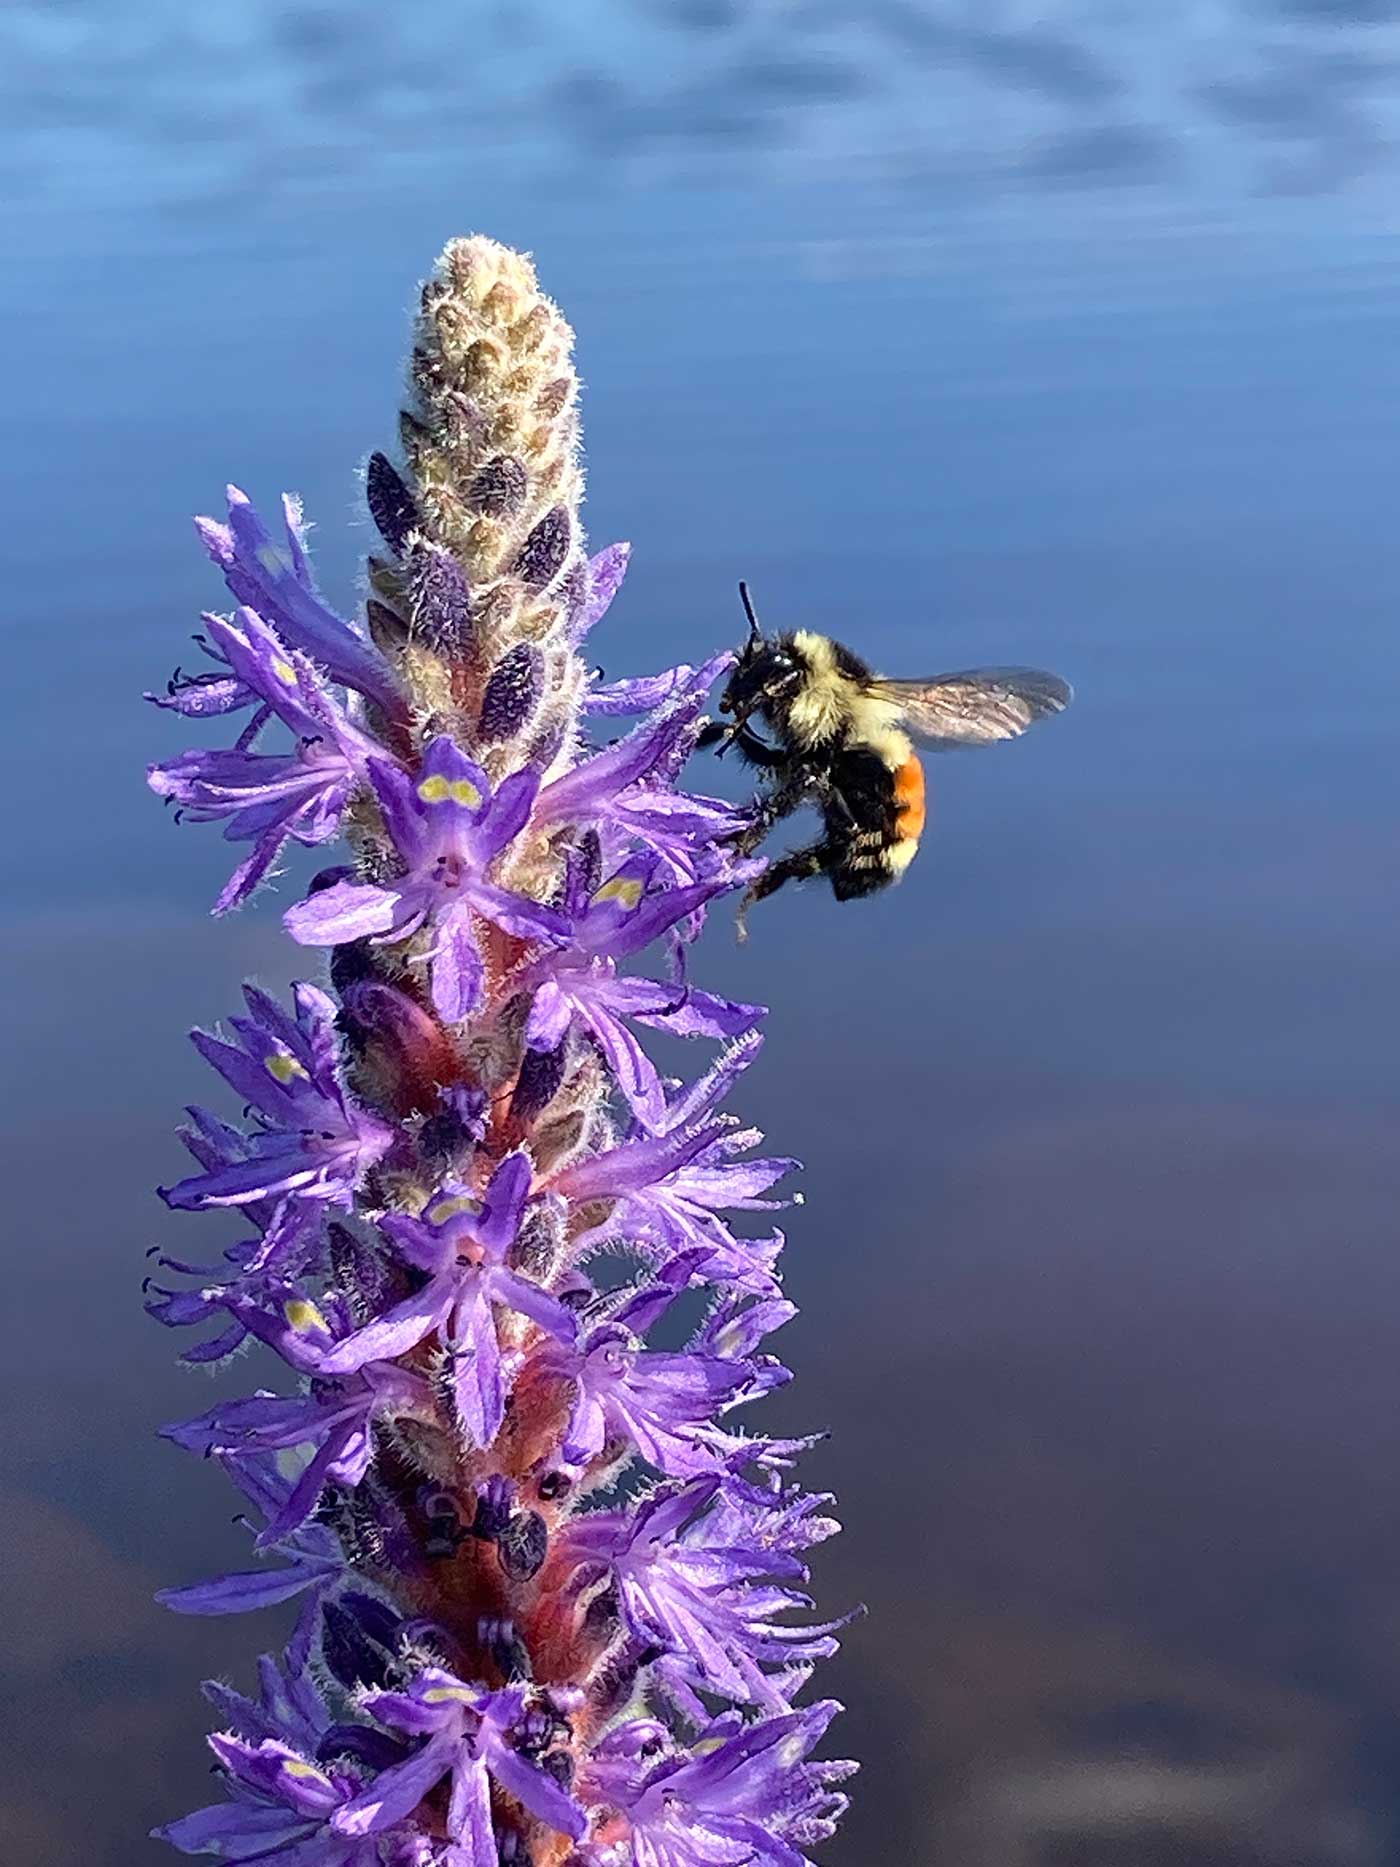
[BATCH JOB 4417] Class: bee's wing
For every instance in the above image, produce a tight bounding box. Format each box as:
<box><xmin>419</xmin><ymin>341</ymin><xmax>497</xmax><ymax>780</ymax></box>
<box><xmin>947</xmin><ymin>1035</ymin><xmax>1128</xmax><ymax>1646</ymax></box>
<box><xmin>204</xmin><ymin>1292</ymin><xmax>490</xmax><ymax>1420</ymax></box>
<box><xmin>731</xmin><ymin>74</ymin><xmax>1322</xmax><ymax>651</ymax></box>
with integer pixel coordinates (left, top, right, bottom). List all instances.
<box><xmin>869</xmin><ymin>667</ymin><xmax>1072</xmax><ymax>749</ymax></box>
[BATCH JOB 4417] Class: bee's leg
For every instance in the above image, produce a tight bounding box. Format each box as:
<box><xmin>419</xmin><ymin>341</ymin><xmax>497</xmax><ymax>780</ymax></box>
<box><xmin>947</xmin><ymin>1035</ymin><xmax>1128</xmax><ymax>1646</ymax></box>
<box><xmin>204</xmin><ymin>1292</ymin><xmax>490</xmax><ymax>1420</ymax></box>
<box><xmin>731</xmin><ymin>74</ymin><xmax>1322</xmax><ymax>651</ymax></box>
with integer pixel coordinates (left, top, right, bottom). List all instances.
<box><xmin>728</xmin><ymin>724</ymin><xmax>787</xmax><ymax>768</ymax></box>
<box><xmin>735</xmin><ymin>839</ymin><xmax>830</xmax><ymax>941</ymax></box>
<box><xmin>697</xmin><ymin>718</ymin><xmax>787</xmax><ymax>767</ymax></box>
<box><xmin>736</xmin><ymin>772</ymin><xmax>812</xmax><ymax>855</ymax></box>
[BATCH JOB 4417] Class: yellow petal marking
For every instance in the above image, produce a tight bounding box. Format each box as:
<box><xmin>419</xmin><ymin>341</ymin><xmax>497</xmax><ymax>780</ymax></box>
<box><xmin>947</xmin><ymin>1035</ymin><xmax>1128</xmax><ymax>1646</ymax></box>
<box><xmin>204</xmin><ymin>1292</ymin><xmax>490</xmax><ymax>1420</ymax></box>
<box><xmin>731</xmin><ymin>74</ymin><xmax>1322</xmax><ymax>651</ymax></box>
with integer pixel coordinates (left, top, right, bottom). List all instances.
<box><xmin>282</xmin><ymin>1760</ymin><xmax>332</xmax><ymax>1784</ymax></box>
<box><xmin>266</xmin><ymin>1052</ymin><xmax>308</xmax><ymax>1084</ymax></box>
<box><xmin>422</xmin><ymin>1684</ymin><xmax>476</xmax><ymax>1705</ymax></box>
<box><xmin>428</xmin><ymin>1194</ymin><xmax>482</xmax><ymax>1225</ymax></box>
<box><xmin>592</xmin><ymin>875</ymin><xmax>644</xmax><ymax>911</ymax></box>
<box><xmin>270</xmin><ymin>657</ymin><xmax>298</xmax><ymax>687</ymax></box>
<box><xmin>417</xmin><ymin>773</ymin><xmax>483</xmax><ymax>808</ymax></box>
<box><xmin>284</xmin><ymin>1298</ymin><xmax>328</xmax><ymax>1334</ymax></box>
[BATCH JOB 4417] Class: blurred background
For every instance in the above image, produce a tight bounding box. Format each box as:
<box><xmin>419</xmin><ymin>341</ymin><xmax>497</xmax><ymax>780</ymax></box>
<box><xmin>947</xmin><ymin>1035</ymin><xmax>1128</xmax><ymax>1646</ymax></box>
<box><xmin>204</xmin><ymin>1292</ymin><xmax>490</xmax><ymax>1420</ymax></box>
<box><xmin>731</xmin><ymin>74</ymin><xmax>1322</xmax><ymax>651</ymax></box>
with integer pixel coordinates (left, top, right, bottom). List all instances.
<box><xmin>4</xmin><ymin>3</ymin><xmax>1400</xmax><ymax>1863</ymax></box>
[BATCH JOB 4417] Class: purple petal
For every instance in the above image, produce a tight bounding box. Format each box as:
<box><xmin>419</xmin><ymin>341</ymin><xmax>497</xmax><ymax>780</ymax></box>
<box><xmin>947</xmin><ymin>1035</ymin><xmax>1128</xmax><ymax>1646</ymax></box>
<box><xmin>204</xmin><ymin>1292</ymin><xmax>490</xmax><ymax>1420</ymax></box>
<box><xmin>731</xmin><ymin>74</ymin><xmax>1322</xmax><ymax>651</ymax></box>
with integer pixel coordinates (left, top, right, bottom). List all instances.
<box><xmin>316</xmin><ymin>1281</ymin><xmax>449</xmax><ymax>1374</ymax></box>
<box><xmin>475</xmin><ymin>1151</ymin><xmax>531</xmax><ymax>1255</ymax></box>
<box><xmin>476</xmin><ymin>765</ymin><xmax>539</xmax><ymax>855</ymax></box>
<box><xmin>332</xmin><ymin>1731</ymin><xmax>456</xmax><ymax>1836</ymax></box>
<box><xmin>446</xmin><ymin>1753</ymin><xmax>495</xmax><ymax>1858</ymax></box>
<box><xmin>157</xmin><ymin>1803</ymin><xmax>311</xmax><ymax>1856</ymax></box>
<box><xmin>285</xmin><ymin>880</ymin><xmax>402</xmax><ymax>946</ymax></box>
<box><xmin>156</xmin><ymin>1561</ymin><xmax>331</xmax><ymax>1616</ymax></box>
<box><xmin>614</xmin><ymin>980</ymin><xmax>765</xmax><ymax>1040</ymax></box>
<box><xmin>417</xmin><ymin>737</ymin><xmax>493</xmax><ymax>823</ymax></box>
<box><xmin>430</xmin><ymin>908</ymin><xmax>485</xmax><ymax>1024</ymax></box>
<box><xmin>578</xmin><ymin>1004</ymin><xmax>666</xmax><ymax>1130</ymax></box>
<box><xmin>525</xmin><ymin>979</ymin><xmax>572</xmax><ymax>1052</ymax></box>
<box><xmin>256</xmin><ymin>1421</ymin><xmax>369</xmax><ymax>1546</ymax></box>
<box><xmin>486</xmin><ymin>1738</ymin><xmax>587</xmax><ymax>1840</ymax></box>
<box><xmin>466</xmin><ymin>880</ymin><xmax>569</xmax><ymax>947</ymax></box>
<box><xmin>563</xmin><ymin>1388</ymin><xmax>608</xmax><ymax>1465</ymax></box>
<box><xmin>491</xmin><ymin>1269</ymin><xmax>575</xmax><ymax>1344</ymax></box>
<box><xmin>583</xmin><ymin>668</ymin><xmax>696</xmax><ymax>717</ymax></box>
<box><xmin>572</xmin><ymin>541</ymin><xmax>631</xmax><ymax>642</ymax></box>
<box><xmin>214</xmin><ymin>831</ymin><xmax>286</xmax><ymax>914</ymax></box>
<box><xmin>211</xmin><ymin>486</ymin><xmax>404</xmax><ymax>717</ymax></box>
<box><xmin>369</xmin><ymin>756</ymin><xmax>431</xmax><ymax>864</ymax></box>
<box><xmin>451</xmin><ymin>1286</ymin><xmax>503</xmax><ymax>1445</ymax></box>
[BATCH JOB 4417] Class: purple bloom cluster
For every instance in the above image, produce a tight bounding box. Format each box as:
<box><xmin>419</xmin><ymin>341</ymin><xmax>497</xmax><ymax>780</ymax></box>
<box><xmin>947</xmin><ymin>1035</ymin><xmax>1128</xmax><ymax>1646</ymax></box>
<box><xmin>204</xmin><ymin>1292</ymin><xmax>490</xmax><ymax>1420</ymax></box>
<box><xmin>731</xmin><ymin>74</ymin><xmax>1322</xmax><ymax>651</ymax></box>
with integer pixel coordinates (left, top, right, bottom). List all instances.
<box><xmin>147</xmin><ymin>236</ymin><xmax>853</xmax><ymax>1867</ymax></box>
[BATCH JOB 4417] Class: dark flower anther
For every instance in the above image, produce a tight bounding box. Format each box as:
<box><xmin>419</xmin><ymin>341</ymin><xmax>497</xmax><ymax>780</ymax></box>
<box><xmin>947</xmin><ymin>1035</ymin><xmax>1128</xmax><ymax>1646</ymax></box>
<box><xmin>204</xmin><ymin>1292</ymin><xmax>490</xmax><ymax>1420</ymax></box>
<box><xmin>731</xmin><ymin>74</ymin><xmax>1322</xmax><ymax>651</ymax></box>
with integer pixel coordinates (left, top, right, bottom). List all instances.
<box><xmin>509</xmin><ymin>1041</ymin><xmax>566</xmax><ymax>1122</ymax></box>
<box><xmin>480</xmin><ymin>1616</ymin><xmax>533</xmax><ymax>1682</ymax></box>
<box><xmin>365</xmin><ymin>451</ymin><xmax>419</xmax><ymax>554</ymax></box>
<box><xmin>407</xmin><ymin>539</ymin><xmax>472</xmax><ymax>653</ymax></box>
<box><xmin>468</xmin><ymin>453</ymin><xmax>528</xmax><ymax>517</ymax></box>
<box><xmin>321</xmin><ymin>1595</ymin><xmax>398</xmax><ymax>1692</ymax></box>
<box><xmin>471</xmin><ymin>1475</ymin><xmax>515</xmax><ymax>1543</ymax></box>
<box><xmin>478</xmin><ymin>642</ymin><xmax>544</xmax><ymax>743</ymax></box>
<box><xmin>514</xmin><ymin>506</ymin><xmax>571</xmax><ymax>590</ymax></box>
<box><xmin>498</xmin><ymin>1510</ymin><xmax>548</xmax><ymax>1582</ymax></box>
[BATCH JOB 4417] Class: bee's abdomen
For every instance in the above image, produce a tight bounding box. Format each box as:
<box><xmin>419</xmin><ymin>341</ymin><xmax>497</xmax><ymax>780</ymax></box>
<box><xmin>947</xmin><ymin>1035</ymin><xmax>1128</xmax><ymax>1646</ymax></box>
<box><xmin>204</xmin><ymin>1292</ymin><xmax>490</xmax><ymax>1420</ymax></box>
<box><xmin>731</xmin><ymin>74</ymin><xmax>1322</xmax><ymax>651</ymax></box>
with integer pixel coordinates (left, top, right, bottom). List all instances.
<box><xmin>823</xmin><ymin>743</ymin><xmax>923</xmax><ymax>897</ymax></box>
<box><xmin>892</xmin><ymin>754</ymin><xmax>926</xmax><ymax>844</ymax></box>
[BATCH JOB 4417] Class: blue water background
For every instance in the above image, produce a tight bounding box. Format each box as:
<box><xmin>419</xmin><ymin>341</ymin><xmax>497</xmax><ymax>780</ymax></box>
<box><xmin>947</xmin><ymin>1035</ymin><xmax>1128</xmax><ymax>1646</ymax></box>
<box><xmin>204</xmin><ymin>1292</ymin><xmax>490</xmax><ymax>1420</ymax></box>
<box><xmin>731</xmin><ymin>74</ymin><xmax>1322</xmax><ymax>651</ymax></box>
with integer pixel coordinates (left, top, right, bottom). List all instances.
<box><xmin>4</xmin><ymin>5</ymin><xmax>1400</xmax><ymax>1862</ymax></box>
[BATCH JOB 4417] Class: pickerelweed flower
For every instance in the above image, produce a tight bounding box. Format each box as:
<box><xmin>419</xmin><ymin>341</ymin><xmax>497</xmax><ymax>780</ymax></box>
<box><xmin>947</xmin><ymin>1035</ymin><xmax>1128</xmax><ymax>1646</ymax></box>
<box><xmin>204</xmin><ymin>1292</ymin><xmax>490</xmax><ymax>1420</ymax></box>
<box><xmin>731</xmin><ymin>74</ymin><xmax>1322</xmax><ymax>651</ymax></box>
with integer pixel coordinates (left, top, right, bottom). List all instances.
<box><xmin>149</xmin><ymin>235</ymin><xmax>854</xmax><ymax>1866</ymax></box>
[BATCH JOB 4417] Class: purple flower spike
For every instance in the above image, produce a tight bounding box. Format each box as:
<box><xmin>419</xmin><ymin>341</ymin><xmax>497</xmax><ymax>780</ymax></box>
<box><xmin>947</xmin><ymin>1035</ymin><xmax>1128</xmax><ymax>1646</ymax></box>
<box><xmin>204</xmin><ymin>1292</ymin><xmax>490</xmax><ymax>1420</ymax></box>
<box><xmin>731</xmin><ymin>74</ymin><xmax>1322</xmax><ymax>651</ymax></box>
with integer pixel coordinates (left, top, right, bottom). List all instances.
<box><xmin>148</xmin><ymin>236</ymin><xmax>850</xmax><ymax>1867</ymax></box>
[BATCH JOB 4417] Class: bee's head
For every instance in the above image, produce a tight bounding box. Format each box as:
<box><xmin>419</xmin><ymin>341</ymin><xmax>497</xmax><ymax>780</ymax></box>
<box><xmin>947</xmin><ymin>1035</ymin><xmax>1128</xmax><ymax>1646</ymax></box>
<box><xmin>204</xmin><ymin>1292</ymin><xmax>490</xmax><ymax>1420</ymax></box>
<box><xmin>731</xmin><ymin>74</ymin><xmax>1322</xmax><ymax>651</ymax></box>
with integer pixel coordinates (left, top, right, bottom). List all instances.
<box><xmin>716</xmin><ymin>583</ymin><xmax>804</xmax><ymax>733</ymax></box>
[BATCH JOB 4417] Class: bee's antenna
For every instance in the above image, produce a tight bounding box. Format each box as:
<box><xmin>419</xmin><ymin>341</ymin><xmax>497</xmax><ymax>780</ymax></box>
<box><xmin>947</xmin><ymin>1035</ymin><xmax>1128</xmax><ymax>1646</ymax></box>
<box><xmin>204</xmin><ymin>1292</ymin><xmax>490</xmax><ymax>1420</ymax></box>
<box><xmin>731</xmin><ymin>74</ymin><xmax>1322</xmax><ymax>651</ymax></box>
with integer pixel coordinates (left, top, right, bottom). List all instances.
<box><xmin>738</xmin><ymin>580</ymin><xmax>763</xmax><ymax>650</ymax></box>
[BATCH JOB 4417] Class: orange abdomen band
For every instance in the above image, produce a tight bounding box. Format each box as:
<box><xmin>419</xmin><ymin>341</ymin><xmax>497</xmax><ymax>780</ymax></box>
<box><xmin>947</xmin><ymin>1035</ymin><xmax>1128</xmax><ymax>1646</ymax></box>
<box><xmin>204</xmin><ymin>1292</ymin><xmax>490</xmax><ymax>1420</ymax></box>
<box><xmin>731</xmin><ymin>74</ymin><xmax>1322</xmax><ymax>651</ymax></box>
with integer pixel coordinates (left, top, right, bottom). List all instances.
<box><xmin>893</xmin><ymin>755</ymin><xmax>926</xmax><ymax>841</ymax></box>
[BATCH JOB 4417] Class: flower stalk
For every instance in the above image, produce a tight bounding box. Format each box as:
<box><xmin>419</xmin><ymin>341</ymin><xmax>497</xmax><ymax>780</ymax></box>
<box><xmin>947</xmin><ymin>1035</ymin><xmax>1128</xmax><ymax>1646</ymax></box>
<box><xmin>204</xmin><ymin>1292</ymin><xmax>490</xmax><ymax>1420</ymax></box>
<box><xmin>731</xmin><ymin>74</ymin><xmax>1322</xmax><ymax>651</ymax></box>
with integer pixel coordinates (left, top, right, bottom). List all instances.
<box><xmin>147</xmin><ymin>235</ymin><xmax>853</xmax><ymax>1866</ymax></box>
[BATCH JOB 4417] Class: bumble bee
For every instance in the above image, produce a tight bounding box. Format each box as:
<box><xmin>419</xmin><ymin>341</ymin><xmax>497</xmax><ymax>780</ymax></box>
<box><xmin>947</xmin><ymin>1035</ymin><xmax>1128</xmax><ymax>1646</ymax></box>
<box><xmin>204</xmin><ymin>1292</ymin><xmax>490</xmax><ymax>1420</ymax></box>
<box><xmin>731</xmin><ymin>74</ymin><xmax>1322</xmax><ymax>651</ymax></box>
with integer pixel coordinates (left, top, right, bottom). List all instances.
<box><xmin>699</xmin><ymin>583</ymin><xmax>1071</xmax><ymax>924</ymax></box>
